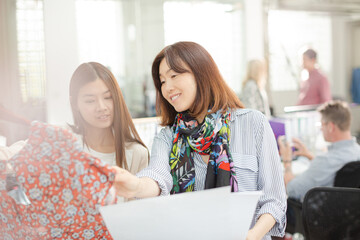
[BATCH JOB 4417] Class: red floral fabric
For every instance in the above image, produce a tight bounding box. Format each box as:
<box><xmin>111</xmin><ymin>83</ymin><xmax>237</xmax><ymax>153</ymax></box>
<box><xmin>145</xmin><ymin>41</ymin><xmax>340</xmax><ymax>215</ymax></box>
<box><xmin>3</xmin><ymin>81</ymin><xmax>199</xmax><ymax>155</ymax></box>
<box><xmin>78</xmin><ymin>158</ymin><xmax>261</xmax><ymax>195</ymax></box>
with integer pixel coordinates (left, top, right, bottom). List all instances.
<box><xmin>0</xmin><ymin>121</ymin><xmax>116</xmax><ymax>239</ymax></box>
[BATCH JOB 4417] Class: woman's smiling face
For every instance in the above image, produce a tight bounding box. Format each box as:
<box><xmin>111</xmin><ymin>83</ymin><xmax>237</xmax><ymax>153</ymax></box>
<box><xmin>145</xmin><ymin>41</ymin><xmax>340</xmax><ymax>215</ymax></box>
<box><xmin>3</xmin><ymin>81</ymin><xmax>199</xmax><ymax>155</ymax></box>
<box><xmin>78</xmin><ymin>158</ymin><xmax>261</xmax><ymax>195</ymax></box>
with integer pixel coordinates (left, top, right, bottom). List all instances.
<box><xmin>159</xmin><ymin>58</ymin><xmax>197</xmax><ymax>113</ymax></box>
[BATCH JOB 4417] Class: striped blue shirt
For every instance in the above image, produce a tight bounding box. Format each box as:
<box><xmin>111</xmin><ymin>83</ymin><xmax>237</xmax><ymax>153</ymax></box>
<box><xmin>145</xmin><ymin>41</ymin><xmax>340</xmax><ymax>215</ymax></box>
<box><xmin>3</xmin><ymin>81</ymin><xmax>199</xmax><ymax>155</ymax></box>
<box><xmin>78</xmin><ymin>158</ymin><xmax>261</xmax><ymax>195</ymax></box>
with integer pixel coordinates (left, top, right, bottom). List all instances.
<box><xmin>137</xmin><ymin>109</ymin><xmax>287</xmax><ymax>239</ymax></box>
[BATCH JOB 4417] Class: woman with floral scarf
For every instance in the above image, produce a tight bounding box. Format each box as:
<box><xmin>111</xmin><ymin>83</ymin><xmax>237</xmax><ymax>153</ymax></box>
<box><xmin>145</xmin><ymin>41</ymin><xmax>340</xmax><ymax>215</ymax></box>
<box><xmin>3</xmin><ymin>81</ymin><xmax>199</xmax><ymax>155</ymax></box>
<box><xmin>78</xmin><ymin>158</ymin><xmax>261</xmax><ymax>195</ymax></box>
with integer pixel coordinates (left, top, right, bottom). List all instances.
<box><xmin>112</xmin><ymin>42</ymin><xmax>286</xmax><ymax>240</ymax></box>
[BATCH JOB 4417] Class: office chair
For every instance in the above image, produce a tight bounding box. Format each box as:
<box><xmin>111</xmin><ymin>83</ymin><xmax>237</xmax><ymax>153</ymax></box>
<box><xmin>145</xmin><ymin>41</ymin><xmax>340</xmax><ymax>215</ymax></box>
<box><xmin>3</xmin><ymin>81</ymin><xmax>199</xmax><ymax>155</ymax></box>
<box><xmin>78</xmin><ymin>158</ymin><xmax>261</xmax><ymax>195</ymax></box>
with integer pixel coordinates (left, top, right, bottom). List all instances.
<box><xmin>302</xmin><ymin>187</ymin><xmax>360</xmax><ymax>240</ymax></box>
<box><xmin>285</xmin><ymin>197</ymin><xmax>305</xmax><ymax>235</ymax></box>
<box><xmin>334</xmin><ymin>161</ymin><xmax>360</xmax><ymax>188</ymax></box>
<box><xmin>285</xmin><ymin>160</ymin><xmax>360</xmax><ymax>236</ymax></box>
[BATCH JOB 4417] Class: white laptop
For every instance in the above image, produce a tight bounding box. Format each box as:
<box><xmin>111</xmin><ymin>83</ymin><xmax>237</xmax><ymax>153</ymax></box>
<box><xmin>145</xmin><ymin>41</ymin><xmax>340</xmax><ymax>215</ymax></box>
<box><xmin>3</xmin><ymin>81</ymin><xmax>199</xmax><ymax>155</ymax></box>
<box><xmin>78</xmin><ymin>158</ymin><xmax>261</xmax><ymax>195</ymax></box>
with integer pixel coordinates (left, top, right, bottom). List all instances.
<box><xmin>100</xmin><ymin>187</ymin><xmax>262</xmax><ymax>240</ymax></box>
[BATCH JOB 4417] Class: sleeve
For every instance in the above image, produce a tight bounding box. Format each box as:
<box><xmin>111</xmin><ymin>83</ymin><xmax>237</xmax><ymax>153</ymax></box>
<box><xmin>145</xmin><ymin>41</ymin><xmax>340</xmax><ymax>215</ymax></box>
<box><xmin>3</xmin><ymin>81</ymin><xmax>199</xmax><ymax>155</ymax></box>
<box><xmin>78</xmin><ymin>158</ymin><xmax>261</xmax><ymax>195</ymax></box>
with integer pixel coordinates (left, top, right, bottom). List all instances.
<box><xmin>136</xmin><ymin>127</ymin><xmax>173</xmax><ymax>196</ymax></box>
<box><xmin>287</xmin><ymin>154</ymin><xmax>331</xmax><ymax>201</ymax></box>
<box><xmin>254</xmin><ymin>112</ymin><xmax>287</xmax><ymax>237</ymax></box>
<box><xmin>319</xmin><ymin>74</ymin><xmax>332</xmax><ymax>103</ymax></box>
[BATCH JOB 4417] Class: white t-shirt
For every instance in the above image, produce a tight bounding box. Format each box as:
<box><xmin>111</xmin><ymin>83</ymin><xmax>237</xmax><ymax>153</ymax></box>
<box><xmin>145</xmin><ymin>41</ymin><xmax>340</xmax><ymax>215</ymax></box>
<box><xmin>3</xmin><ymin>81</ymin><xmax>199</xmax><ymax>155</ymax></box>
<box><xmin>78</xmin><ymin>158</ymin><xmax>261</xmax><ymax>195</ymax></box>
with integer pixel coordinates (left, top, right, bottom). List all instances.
<box><xmin>82</xmin><ymin>144</ymin><xmax>132</xmax><ymax>169</ymax></box>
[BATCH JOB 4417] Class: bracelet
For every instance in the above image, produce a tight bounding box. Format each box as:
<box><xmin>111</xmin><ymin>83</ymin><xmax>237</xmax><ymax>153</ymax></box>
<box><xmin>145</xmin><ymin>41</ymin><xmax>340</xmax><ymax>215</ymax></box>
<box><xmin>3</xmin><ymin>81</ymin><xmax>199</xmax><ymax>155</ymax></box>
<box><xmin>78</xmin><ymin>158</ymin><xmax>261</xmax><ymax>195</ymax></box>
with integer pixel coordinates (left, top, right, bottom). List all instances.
<box><xmin>283</xmin><ymin>160</ymin><xmax>292</xmax><ymax>163</ymax></box>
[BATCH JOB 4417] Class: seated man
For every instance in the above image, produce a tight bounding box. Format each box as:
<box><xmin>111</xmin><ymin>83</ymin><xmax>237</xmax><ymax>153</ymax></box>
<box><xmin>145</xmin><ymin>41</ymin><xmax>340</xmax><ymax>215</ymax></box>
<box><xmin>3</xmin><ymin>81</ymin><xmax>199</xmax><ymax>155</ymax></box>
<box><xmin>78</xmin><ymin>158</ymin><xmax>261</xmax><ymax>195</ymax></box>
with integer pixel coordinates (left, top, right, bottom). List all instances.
<box><xmin>278</xmin><ymin>100</ymin><xmax>360</xmax><ymax>201</ymax></box>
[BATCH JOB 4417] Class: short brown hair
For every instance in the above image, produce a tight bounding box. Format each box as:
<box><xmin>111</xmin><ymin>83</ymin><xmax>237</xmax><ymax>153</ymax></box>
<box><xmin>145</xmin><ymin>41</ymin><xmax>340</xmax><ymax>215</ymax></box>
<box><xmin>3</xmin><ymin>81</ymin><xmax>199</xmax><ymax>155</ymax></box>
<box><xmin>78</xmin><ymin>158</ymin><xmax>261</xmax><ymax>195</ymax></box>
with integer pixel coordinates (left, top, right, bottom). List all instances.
<box><xmin>152</xmin><ymin>41</ymin><xmax>243</xmax><ymax>126</ymax></box>
<box><xmin>69</xmin><ymin>62</ymin><xmax>148</xmax><ymax>168</ymax></box>
<box><xmin>303</xmin><ymin>49</ymin><xmax>317</xmax><ymax>60</ymax></box>
<box><xmin>318</xmin><ymin>100</ymin><xmax>351</xmax><ymax>131</ymax></box>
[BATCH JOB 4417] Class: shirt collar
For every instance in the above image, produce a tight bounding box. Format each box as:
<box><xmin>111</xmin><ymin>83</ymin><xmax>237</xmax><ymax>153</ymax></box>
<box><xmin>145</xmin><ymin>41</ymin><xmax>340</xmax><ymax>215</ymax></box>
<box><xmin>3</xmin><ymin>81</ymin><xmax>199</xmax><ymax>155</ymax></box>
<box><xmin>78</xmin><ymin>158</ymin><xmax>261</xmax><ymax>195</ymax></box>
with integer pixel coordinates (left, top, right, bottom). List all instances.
<box><xmin>230</xmin><ymin>108</ymin><xmax>251</xmax><ymax>122</ymax></box>
<box><xmin>329</xmin><ymin>138</ymin><xmax>357</xmax><ymax>150</ymax></box>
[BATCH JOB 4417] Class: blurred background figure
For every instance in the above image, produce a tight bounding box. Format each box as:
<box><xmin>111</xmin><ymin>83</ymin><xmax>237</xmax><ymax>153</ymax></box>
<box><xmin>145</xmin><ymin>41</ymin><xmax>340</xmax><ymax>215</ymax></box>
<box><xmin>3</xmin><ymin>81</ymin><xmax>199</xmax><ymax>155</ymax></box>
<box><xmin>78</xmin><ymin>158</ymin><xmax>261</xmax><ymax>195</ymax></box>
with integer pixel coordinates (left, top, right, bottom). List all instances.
<box><xmin>297</xmin><ymin>48</ymin><xmax>332</xmax><ymax>106</ymax></box>
<box><xmin>240</xmin><ymin>59</ymin><xmax>271</xmax><ymax>118</ymax></box>
<box><xmin>279</xmin><ymin>100</ymin><xmax>360</xmax><ymax>201</ymax></box>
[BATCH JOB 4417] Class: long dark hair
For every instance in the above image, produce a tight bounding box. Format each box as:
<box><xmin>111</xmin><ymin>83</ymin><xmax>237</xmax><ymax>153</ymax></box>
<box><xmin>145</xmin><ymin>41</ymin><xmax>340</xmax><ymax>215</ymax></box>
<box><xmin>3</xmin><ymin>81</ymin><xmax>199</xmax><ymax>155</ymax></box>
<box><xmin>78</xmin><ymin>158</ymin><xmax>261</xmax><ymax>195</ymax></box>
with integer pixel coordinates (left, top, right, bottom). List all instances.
<box><xmin>69</xmin><ymin>62</ymin><xmax>148</xmax><ymax>168</ymax></box>
<box><xmin>152</xmin><ymin>41</ymin><xmax>243</xmax><ymax>126</ymax></box>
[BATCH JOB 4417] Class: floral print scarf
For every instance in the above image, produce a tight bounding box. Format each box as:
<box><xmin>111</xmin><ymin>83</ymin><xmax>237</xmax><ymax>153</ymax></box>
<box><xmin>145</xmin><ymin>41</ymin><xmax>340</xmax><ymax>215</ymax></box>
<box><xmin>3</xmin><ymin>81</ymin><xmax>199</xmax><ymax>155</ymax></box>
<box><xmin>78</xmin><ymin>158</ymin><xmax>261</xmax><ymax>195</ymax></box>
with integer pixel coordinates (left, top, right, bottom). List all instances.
<box><xmin>170</xmin><ymin>109</ymin><xmax>238</xmax><ymax>194</ymax></box>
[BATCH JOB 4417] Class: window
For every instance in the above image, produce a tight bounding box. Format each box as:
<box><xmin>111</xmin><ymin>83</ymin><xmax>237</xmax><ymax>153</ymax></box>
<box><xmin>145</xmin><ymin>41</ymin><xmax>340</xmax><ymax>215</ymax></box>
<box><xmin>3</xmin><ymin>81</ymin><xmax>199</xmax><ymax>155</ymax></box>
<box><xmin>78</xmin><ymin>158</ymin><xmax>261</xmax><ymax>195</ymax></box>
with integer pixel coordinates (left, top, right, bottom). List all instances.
<box><xmin>268</xmin><ymin>10</ymin><xmax>332</xmax><ymax>91</ymax></box>
<box><xmin>16</xmin><ymin>0</ymin><xmax>46</xmax><ymax>102</ymax></box>
<box><xmin>75</xmin><ymin>0</ymin><xmax>125</xmax><ymax>84</ymax></box>
<box><xmin>163</xmin><ymin>1</ymin><xmax>245</xmax><ymax>93</ymax></box>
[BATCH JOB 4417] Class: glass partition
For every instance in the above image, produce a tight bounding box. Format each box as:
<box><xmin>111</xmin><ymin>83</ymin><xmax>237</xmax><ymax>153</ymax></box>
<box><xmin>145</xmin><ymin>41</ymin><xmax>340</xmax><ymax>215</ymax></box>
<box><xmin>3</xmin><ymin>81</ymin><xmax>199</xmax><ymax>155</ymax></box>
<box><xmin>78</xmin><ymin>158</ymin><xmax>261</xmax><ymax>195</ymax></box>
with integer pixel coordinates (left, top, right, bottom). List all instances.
<box><xmin>75</xmin><ymin>0</ymin><xmax>245</xmax><ymax>117</ymax></box>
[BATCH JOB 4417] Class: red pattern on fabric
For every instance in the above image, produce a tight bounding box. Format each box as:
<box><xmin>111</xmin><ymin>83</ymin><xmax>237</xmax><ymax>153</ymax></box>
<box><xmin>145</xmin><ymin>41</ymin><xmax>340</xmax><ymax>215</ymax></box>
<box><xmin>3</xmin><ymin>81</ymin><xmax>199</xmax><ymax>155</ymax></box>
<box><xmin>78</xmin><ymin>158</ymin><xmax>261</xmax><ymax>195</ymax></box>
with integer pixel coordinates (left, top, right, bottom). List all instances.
<box><xmin>0</xmin><ymin>122</ymin><xmax>116</xmax><ymax>240</ymax></box>
<box><xmin>218</xmin><ymin>162</ymin><xmax>230</xmax><ymax>171</ymax></box>
<box><xmin>1</xmin><ymin>160</ymin><xmax>41</xmax><ymax>239</ymax></box>
<box><xmin>202</xmin><ymin>142</ymin><xmax>212</xmax><ymax>150</ymax></box>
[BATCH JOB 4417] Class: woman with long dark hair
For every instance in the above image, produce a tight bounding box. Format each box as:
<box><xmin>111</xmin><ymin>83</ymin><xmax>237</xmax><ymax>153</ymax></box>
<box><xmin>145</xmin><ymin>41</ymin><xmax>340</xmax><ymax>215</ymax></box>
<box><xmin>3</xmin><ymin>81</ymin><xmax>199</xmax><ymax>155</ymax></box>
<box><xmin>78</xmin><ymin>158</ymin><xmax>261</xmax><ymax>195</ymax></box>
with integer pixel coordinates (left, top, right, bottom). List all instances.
<box><xmin>69</xmin><ymin>62</ymin><xmax>148</xmax><ymax>175</ymax></box>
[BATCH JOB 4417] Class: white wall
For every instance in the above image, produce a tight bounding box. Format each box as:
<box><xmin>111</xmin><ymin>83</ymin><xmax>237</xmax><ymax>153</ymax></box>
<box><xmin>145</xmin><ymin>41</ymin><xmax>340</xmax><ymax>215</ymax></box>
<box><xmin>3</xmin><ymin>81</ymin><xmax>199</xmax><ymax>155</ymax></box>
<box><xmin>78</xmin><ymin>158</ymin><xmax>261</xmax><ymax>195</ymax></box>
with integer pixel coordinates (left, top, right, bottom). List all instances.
<box><xmin>243</xmin><ymin>0</ymin><xmax>265</xmax><ymax>61</ymax></box>
<box><xmin>0</xmin><ymin>0</ymin><xmax>20</xmax><ymax>108</ymax></box>
<box><xmin>332</xmin><ymin>17</ymin><xmax>352</xmax><ymax>102</ymax></box>
<box><xmin>271</xmin><ymin>90</ymin><xmax>298</xmax><ymax>115</ymax></box>
<box><xmin>43</xmin><ymin>0</ymin><xmax>79</xmax><ymax>125</ymax></box>
<box><xmin>121</xmin><ymin>0</ymin><xmax>164</xmax><ymax>117</ymax></box>
<box><xmin>352</xmin><ymin>23</ymin><xmax>360</xmax><ymax>67</ymax></box>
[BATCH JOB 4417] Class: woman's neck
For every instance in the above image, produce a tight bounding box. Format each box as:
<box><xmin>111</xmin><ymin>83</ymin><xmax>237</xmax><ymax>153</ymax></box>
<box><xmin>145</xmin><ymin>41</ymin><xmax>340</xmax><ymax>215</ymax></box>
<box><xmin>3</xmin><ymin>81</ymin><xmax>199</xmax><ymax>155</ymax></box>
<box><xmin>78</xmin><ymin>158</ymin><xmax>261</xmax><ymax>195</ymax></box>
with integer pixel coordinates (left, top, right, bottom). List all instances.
<box><xmin>84</xmin><ymin>127</ymin><xmax>115</xmax><ymax>153</ymax></box>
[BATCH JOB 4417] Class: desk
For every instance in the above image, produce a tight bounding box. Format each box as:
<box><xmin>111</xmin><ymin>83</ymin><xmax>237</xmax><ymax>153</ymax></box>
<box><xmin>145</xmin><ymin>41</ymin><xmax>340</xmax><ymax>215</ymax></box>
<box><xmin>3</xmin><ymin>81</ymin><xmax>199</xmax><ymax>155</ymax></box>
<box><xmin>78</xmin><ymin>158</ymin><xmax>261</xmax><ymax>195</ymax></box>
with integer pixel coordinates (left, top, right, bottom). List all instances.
<box><xmin>291</xmin><ymin>156</ymin><xmax>311</xmax><ymax>176</ymax></box>
<box><xmin>281</xmin><ymin>156</ymin><xmax>311</xmax><ymax>176</ymax></box>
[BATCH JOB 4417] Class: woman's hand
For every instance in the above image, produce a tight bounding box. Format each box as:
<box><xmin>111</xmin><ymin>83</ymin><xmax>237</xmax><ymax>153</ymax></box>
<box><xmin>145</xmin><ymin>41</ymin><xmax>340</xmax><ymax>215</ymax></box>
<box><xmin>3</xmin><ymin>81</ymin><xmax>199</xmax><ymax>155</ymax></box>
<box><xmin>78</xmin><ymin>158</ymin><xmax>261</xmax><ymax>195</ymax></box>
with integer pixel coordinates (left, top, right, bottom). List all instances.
<box><xmin>111</xmin><ymin>166</ymin><xmax>161</xmax><ymax>198</ymax></box>
<box><xmin>292</xmin><ymin>137</ymin><xmax>314</xmax><ymax>160</ymax></box>
<box><xmin>111</xmin><ymin>166</ymin><xmax>141</xmax><ymax>198</ymax></box>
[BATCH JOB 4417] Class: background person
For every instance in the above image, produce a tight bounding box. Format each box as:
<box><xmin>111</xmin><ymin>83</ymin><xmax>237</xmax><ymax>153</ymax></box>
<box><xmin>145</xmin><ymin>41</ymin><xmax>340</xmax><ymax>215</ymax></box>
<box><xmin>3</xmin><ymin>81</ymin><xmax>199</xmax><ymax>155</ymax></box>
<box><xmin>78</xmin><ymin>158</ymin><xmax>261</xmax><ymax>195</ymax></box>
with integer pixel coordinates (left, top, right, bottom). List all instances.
<box><xmin>297</xmin><ymin>48</ymin><xmax>332</xmax><ymax>106</ymax></box>
<box><xmin>240</xmin><ymin>59</ymin><xmax>271</xmax><ymax>117</ymax></box>
<box><xmin>279</xmin><ymin>100</ymin><xmax>360</xmax><ymax>201</ymax></box>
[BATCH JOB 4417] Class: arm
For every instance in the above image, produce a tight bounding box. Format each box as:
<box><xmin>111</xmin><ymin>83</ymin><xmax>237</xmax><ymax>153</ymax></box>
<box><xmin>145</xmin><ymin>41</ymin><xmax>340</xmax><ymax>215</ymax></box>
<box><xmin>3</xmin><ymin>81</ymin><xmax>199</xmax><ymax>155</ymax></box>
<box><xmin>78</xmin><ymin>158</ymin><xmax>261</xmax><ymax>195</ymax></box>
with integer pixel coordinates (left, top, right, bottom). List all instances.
<box><xmin>277</xmin><ymin>136</ymin><xmax>295</xmax><ymax>185</ymax></box>
<box><xmin>292</xmin><ymin>137</ymin><xmax>314</xmax><ymax>160</ymax></box>
<box><xmin>247</xmin><ymin>214</ymin><xmax>276</xmax><ymax>240</ymax></box>
<box><xmin>286</xmin><ymin>154</ymin><xmax>330</xmax><ymax>201</ymax></box>
<box><xmin>111</xmin><ymin>166</ymin><xmax>160</xmax><ymax>198</ymax></box>
<box><xmin>113</xmin><ymin>128</ymin><xmax>173</xmax><ymax>198</ymax></box>
<box><xmin>319</xmin><ymin>74</ymin><xmax>332</xmax><ymax>103</ymax></box>
<box><xmin>248</xmin><ymin>112</ymin><xmax>287</xmax><ymax>238</ymax></box>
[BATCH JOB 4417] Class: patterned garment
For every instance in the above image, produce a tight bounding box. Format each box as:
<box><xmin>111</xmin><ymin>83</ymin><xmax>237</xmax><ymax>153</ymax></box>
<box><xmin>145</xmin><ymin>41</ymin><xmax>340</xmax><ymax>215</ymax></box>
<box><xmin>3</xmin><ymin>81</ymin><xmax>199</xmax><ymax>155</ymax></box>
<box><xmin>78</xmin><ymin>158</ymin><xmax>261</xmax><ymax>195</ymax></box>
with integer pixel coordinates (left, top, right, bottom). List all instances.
<box><xmin>170</xmin><ymin>110</ymin><xmax>238</xmax><ymax>194</ymax></box>
<box><xmin>0</xmin><ymin>121</ymin><xmax>116</xmax><ymax>240</ymax></box>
